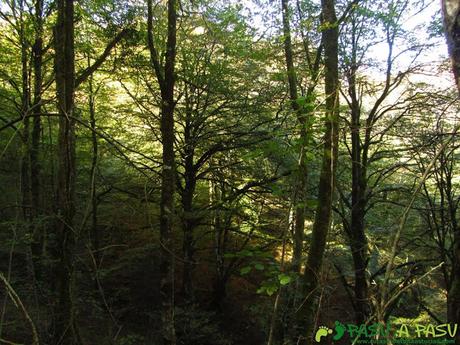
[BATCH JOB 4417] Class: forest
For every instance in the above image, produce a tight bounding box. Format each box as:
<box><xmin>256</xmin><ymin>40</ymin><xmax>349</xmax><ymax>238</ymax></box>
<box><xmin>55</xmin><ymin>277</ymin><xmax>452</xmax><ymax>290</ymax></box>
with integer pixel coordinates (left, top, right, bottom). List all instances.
<box><xmin>0</xmin><ymin>0</ymin><xmax>460</xmax><ymax>344</ymax></box>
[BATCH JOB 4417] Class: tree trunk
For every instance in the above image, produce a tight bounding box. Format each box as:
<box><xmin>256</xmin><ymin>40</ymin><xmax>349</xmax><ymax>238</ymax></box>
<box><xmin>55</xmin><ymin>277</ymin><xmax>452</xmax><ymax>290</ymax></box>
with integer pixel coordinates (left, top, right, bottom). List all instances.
<box><xmin>88</xmin><ymin>67</ymin><xmax>100</xmax><ymax>266</ymax></box>
<box><xmin>159</xmin><ymin>92</ymin><xmax>177</xmax><ymax>345</ymax></box>
<box><xmin>296</xmin><ymin>0</ymin><xmax>339</xmax><ymax>343</ymax></box>
<box><xmin>281</xmin><ymin>0</ymin><xmax>306</xmax><ymax>275</ymax></box>
<box><xmin>350</xmin><ymin>156</ymin><xmax>370</xmax><ymax>325</ymax></box>
<box><xmin>211</xmin><ymin>218</ymin><xmax>232</xmax><ymax>311</ymax></box>
<box><xmin>147</xmin><ymin>0</ymin><xmax>178</xmax><ymax>343</ymax></box>
<box><xmin>211</xmin><ymin>180</ymin><xmax>226</xmax><ymax>311</ymax></box>
<box><xmin>446</xmin><ymin>150</ymin><xmax>460</xmax><ymax>345</ymax></box>
<box><xmin>212</xmin><ymin>273</ymin><xmax>228</xmax><ymax>312</ymax></box>
<box><xmin>53</xmin><ymin>0</ymin><xmax>79</xmax><ymax>343</ymax></box>
<box><xmin>182</xmin><ymin>185</ymin><xmax>195</xmax><ymax>302</ymax></box>
<box><xmin>280</xmin><ymin>4</ymin><xmax>308</xmax><ymax>341</ymax></box>
<box><xmin>442</xmin><ymin>2</ymin><xmax>460</xmax><ymax>344</ymax></box>
<box><xmin>20</xmin><ymin>16</ymin><xmax>31</xmax><ymax>225</ymax></box>
<box><xmin>181</xmin><ymin>99</ymin><xmax>197</xmax><ymax>302</ymax></box>
<box><xmin>30</xmin><ymin>0</ymin><xmax>44</xmax><ymax>281</ymax></box>
<box><xmin>442</xmin><ymin>0</ymin><xmax>460</xmax><ymax>92</ymax></box>
<box><xmin>447</xmin><ymin>238</ymin><xmax>460</xmax><ymax>345</ymax></box>
<box><xmin>349</xmin><ymin>73</ymin><xmax>371</xmax><ymax>324</ymax></box>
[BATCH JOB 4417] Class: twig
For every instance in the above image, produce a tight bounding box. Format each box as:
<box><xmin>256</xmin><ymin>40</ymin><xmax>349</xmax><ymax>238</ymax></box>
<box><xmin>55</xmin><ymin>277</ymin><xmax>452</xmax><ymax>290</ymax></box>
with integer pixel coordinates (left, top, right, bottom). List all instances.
<box><xmin>0</xmin><ymin>337</ymin><xmax>24</xmax><ymax>345</ymax></box>
<box><xmin>0</xmin><ymin>226</ymin><xmax>17</xmax><ymax>339</ymax></box>
<box><xmin>0</xmin><ymin>273</ymin><xmax>39</xmax><ymax>345</ymax></box>
<box><xmin>380</xmin><ymin>119</ymin><xmax>460</xmax><ymax>310</ymax></box>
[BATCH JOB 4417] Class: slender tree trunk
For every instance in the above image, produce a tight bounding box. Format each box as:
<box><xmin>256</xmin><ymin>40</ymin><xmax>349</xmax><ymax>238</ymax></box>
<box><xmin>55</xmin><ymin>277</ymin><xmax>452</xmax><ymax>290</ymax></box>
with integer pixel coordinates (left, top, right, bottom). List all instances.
<box><xmin>442</xmin><ymin>0</ymin><xmax>460</xmax><ymax>92</ymax></box>
<box><xmin>446</xmin><ymin>228</ymin><xmax>460</xmax><ymax>343</ymax></box>
<box><xmin>212</xmin><ymin>218</ymin><xmax>231</xmax><ymax>311</ymax></box>
<box><xmin>349</xmin><ymin>78</ymin><xmax>371</xmax><ymax>324</ymax></box>
<box><xmin>30</xmin><ymin>0</ymin><xmax>44</xmax><ymax>280</ymax></box>
<box><xmin>159</xmin><ymin>88</ymin><xmax>177</xmax><ymax>345</ymax></box>
<box><xmin>53</xmin><ymin>0</ymin><xmax>79</xmax><ymax>343</ymax></box>
<box><xmin>21</xmin><ymin>116</ymin><xmax>30</xmax><ymax>220</ymax></box>
<box><xmin>147</xmin><ymin>0</ymin><xmax>178</xmax><ymax>343</ymax></box>
<box><xmin>296</xmin><ymin>0</ymin><xmax>339</xmax><ymax>343</ymax></box>
<box><xmin>446</xmin><ymin>162</ymin><xmax>460</xmax><ymax>345</ymax></box>
<box><xmin>181</xmin><ymin>179</ymin><xmax>196</xmax><ymax>302</ymax></box>
<box><xmin>280</xmin><ymin>4</ymin><xmax>308</xmax><ymax>341</ymax></box>
<box><xmin>211</xmin><ymin>180</ymin><xmax>226</xmax><ymax>311</ymax></box>
<box><xmin>19</xmin><ymin>0</ymin><xmax>31</xmax><ymax>225</ymax></box>
<box><xmin>267</xmin><ymin>217</ymin><xmax>289</xmax><ymax>345</ymax></box>
<box><xmin>181</xmin><ymin>99</ymin><xmax>197</xmax><ymax>302</ymax></box>
<box><xmin>350</xmin><ymin>203</ymin><xmax>370</xmax><ymax>325</ymax></box>
<box><xmin>88</xmin><ymin>63</ymin><xmax>100</xmax><ymax>266</ymax></box>
<box><xmin>442</xmin><ymin>3</ymin><xmax>460</xmax><ymax>344</ymax></box>
<box><xmin>281</xmin><ymin>0</ymin><xmax>306</xmax><ymax>275</ymax></box>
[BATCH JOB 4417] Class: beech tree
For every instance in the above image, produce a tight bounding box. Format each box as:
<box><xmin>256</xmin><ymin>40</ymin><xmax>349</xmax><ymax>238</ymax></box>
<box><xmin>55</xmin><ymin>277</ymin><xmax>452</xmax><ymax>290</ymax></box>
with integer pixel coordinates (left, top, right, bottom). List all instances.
<box><xmin>52</xmin><ymin>0</ymin><xmax>79</xmax><ymax>343</ymax></box>
<box><xmin>296</xmin><ymin>0</ymin><xmax>339</xmax><ymax>343</ymax></box>
<box><xmin>147</xmin><ymin>0</ymin><xmax>178</xmax><ymax>343</ymax></box>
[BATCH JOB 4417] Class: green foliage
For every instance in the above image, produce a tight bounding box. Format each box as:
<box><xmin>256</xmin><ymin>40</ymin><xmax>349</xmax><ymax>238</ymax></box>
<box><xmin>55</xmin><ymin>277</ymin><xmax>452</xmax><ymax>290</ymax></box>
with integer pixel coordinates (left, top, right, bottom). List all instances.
<box><xmin>256</xmin><ymin>271</ymin><xmax>296</xmax><ymax>296</ymax></box>
<box><xmin>232</xmin><ymin>247</ymin><xmax>296</xmax><ymax>296</ymax></box>
<box><xmin>114</xmin><ymin>335</ymin><xmax>146</xmax><ymax>345</ymax></box>
<box><xmin>175</xmin><ymin>306</ymin><xmax>232</xmax><ymax>345</ymax></box>
<box><xmin>0</xmin><ymin>0</ymin><xmax>453</xmax><ymax>343</ymax></box>
<box><xmin>427</xmin><ymin>10</ymin><xmax>444</xmax><ymax>38</ymax></box>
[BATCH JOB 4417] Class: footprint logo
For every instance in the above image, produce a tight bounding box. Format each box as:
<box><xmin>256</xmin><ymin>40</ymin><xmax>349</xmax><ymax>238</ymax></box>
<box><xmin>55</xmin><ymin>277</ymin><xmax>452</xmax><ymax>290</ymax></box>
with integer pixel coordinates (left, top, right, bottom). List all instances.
<box><xmin>333</xmin><ymin>321</ymin><xmax>346</xmax><ymax>341</ymax></box>
<box><xmin>315</xmin><ymin>326</ymin><xmax>333</xmax><ymax>342</ymax></box>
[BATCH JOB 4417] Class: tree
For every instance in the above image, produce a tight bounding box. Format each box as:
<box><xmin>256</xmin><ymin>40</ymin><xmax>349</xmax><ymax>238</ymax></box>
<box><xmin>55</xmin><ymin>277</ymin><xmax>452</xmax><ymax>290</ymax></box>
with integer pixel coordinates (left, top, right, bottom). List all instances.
<box><xmin>147</xmin><ymin>0</ymin><xmax>178</xmax><ymax>343</ymax></box>
<box><xmin>52</xmin><ymin>0</ymin><xmax>78</xmax><ymax>343</ymax></box>
<box><xmin>413</xmin><ymin>105</ymin><xmax>460</xmax><ymax>327</ymax></box>
<box><xmin>281</xmin><ymin>0</ymin><xmax>306</xmax><ymax>277</ymax></box>
<box><xmin>30</xmin><ymin>0</ymin><xmax>45</xmax><ymax>281</ymax></box>
<box><xmin>335</xmin><ymin>0</ymin><xmax>432</xmax><ymax>324</ymax></box>
<box><xmin>295</xmin><ymin>0</ymin><xmax>339</xmax><ymax>343</ymax></box>
<box><xmin>442</xmin><ymin>0</ymin><xmax>460</xmax><ymax>92</ymax></box>
<box><xmin>442</xmin><ymin>2</ymin><xmax>460</xmax><ymax>340</ymax></box>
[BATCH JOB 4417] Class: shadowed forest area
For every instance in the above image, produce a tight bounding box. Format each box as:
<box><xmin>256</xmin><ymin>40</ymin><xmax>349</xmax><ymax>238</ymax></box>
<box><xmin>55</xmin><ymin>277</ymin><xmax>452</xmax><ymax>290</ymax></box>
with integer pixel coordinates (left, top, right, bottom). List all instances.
<box><xmin>1</xmin><ymin>0</ymin><xmax>460</xmax><ymax>344</ymax></box>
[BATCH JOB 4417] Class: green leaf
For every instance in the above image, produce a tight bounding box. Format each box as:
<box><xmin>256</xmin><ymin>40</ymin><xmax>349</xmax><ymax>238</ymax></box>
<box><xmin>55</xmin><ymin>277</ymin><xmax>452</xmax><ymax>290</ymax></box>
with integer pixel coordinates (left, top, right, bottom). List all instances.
<box><xmin>278</xmin><ymin>274</ymin><xmax>291</xmax><ymax>285</ymax></box>
<box><xmin>256</xmin><ymin>286</ymin><xmax>266</xmax><ymax>294</ymax></box>
<box><xmin>306</xmin><ymin>199</ymin><xmax>318</xmax><ymax>208</ymax></box>
<box><xmin>240</xmin><ymin>266</ymin><xmax>251</xmax><ymax>275</ymax></box>
<box><xmin>255</xmin><ymin>263</ymin><xmax>264</xmax><ymax>271</ymax></box>
<box><xmin>266</xmin><ymin>285</ymin><xmax>278</xmax><ymax>296</ymax></box>
<box><xmin>239</xmin><ymin>249</ymin><xmax>254</xmax><ymax>257</ymax></box>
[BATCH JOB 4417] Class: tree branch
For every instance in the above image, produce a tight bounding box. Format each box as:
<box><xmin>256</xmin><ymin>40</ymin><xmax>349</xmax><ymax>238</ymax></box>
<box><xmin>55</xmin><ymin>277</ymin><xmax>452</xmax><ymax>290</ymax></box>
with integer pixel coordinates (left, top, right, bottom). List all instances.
<box><xmin>75</xmin><ymin>28</ymin><xmax>131</xmax><ymax>88</ymax></box>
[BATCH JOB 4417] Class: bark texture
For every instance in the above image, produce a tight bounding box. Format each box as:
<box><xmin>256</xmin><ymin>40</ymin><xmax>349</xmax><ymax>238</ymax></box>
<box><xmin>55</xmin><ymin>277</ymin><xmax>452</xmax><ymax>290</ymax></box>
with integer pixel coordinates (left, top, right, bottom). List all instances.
<box><xmin>281</xmin><ymin>0</ymin><xmax>307</xmax><ymax>275</ymax></box>
<box><xmin>53</xmin><ymin>0</ymin><xmax>79</xmax><ymax>343</ymax></box>
<box><xmin>296</xmin><ymin>0</ymin><xmax>339</xmax><ymax>343</ymax></box>
<box><xmin>30</xmin><ymin>0</ymin><xmax>44</xmax><ymax>281</ymax></box>
<box><xmin>147</xmin><ymin>0</ymin><xmax>178</xmax><ymax>343</ymax></box>
<box><xmin>443</xmin><ymin>2</ymin><xmax>460</xmax><ymax>344</ymax></box>
<box><xmin>443</xmin><ymin>0</ymin><xmax>460</xmax><ymax>93</ymax></box>
<box><xmin>347</xmin><ymin>27</ymin><xmax>371</xmax><ymax>324</ymax></box>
